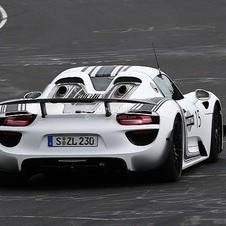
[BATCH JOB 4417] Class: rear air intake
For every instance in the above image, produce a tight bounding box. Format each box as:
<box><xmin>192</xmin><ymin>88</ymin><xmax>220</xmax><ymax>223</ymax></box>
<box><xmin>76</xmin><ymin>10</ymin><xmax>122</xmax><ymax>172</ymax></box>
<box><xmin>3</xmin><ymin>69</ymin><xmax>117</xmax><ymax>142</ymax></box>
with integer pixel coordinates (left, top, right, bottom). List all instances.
<box><xmin>0</xmin><ymin>131</ymin><xmax>22</xmax><ymax>147</ymax></box>
<box><xmin>126</xmin><ymin>129</ymin><xmax>159</xmax><ymax>146</ymax></box>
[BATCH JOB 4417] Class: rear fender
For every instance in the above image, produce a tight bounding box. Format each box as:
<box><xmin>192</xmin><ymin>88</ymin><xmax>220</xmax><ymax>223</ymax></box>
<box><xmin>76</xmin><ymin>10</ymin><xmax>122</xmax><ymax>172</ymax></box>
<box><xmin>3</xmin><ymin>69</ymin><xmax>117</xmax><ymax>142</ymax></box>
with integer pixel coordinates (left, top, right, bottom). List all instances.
<box><xmin>155</xmin><ymin>100</ymin><xmax>185</xmax><ymax>163</ymax></box>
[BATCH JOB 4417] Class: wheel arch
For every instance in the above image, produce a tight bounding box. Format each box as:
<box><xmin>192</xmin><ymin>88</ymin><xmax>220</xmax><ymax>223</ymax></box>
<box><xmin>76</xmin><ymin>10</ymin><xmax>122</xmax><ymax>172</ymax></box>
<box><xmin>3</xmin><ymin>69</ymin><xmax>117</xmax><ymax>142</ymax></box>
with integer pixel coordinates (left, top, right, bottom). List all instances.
<box><xmin>175</xmin><ymin>112</ymin><xmax>187</xmax><ymax>166</ymax></box>
<box><xmin>212</xmin><ymin>100</ymin><xmax>223</xmax><ymax>138</ymax></box>
<box><xmin>214</xmin><ymin>99</ymin><xmax>225</xmax><ymax>139</ymax></box>
<box><xmin>207</xmin><ymin>99</ymin><xmax>224</xmax><ymax>162</ymax></box>
<box><xmin>156</xmin><ymin>113</ymin><xmax>184</xmax><ymax>181</ymax></box>
<box><xmin>214</xmin><ymin>100</ymin><xmax>222</xmax><ymax>112</ymax></box>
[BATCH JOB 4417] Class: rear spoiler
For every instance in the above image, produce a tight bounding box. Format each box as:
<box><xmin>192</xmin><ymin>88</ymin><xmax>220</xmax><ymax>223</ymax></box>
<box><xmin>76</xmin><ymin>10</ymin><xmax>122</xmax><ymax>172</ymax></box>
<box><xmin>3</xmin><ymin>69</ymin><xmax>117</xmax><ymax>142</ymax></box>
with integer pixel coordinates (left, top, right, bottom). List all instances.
<box><xmin>0</xmin><ymin>98</ymin><xmax>155</xmax><ymax>118</ymax></box>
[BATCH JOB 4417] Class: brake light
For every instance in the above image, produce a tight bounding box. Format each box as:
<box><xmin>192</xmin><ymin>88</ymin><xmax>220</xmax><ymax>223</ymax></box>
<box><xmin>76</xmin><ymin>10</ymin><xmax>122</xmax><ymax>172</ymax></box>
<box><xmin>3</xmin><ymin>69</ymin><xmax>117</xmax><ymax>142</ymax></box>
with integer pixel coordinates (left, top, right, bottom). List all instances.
<box><xmin>4</xmin><ymin>115</ymin><xmax>36</xmax><ymax>127</ymax></box>
<box><xmin>117</xmin><ymin>114</ymin><xmax>159</xmax><ymax>125</ymax></box>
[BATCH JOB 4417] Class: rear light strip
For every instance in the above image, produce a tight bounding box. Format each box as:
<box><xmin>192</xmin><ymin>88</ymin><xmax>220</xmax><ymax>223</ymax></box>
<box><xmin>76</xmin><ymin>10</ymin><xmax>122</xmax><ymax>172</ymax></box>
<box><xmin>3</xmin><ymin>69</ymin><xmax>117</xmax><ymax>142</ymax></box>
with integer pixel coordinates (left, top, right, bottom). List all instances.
<box><xmin>2</xmin><ymin>114</ymin><xmax>37</xmax><ymax>127</ymax></box>
<box><xmin>117</xmin><ymin>114</ymin><xmax>159</xmax><ymax>125</ymax></box>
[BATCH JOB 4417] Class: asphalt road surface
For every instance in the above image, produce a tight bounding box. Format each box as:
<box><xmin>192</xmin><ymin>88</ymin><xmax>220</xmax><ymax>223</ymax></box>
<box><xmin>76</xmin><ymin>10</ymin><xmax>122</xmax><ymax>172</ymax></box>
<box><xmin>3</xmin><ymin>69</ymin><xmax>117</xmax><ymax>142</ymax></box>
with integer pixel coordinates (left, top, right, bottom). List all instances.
<box><xmin>1</xmin><ymin>1</ymin><xmax>226</xmax><ymax>225</ymax></box>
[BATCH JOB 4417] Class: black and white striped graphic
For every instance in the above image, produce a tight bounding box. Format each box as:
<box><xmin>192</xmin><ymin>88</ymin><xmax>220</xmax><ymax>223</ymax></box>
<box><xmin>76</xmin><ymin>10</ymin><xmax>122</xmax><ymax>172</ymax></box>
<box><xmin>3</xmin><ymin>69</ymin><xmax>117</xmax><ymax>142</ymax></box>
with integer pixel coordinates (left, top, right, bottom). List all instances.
<box><xmin>81</xmin><ymin>65</ymin><xmax>132</xmax><ymax>77</ymax></box>
<box><xmin>0</xmin><ymin>103</ymin><xmax>27</xmax><ymax>114</ymax></box>
<box><xmin>130</xmin><ymin>97</ymin><xmax>165</xmax><ymax>113</ymax></box>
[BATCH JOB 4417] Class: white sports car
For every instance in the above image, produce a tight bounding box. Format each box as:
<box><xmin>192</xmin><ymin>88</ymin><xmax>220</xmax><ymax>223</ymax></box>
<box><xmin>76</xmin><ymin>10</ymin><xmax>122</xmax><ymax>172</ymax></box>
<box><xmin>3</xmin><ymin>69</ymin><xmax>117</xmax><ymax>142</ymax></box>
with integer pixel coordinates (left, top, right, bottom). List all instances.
<box><xmin>0</xmin><ymin>65</ymin><xmax>224</xmax><ymax>182</ymax></box>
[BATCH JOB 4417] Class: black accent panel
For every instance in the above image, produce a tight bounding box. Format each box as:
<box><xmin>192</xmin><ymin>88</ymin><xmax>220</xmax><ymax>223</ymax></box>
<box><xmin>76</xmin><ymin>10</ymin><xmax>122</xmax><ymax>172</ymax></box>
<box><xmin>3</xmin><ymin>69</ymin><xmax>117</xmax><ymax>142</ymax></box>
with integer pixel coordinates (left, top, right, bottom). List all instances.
<box><xmin>198</xmin><ymin>140</ymin><xmax>208</xmax><ymax>156</ymax></box>
<box><xmin>55</xmin><ymin>77</ymin><xmax>85</xmax><ymax>85</ymax></box>
<box><xmin>114</xmin><ymin>76</ymin><xmax>141</xmax><ymax>84</ymax></box>
<box><xmin>0</xmin><ymin>131</ymin><xmax>22</xmax><ymax>147</ymax></box>
<box><xmin>0</xmin><ymin>117</ymin><xmax>5</xmax><ymax>125</ymax></box>
<box><xmin>21</xmin><ymin>158</ymin><xmax>128</xmax><ymax>174</ymax></box>
<box><xmin>126</xmin><ymin>129</ymin><xmax>159</xmax><ymax>146</ymax></box>
<box><xmin>202</xmin><ymin>101</ymin><xmax>209</xmax><ymax>109</ymax></box>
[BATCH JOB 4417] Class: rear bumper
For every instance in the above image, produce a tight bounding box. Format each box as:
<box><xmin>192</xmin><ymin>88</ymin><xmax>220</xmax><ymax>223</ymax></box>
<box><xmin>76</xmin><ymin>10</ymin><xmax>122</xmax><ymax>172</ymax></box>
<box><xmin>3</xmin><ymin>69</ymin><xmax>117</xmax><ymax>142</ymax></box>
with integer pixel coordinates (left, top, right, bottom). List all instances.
<box><xmin>0</xmin><ymin>135</ymin><xmax>171</xmax><ymax>174</ymax></box>
<box><xmin>0</xmin><ymin>114</ymin><xmax>173</xmax><ymax>174</ymax></box>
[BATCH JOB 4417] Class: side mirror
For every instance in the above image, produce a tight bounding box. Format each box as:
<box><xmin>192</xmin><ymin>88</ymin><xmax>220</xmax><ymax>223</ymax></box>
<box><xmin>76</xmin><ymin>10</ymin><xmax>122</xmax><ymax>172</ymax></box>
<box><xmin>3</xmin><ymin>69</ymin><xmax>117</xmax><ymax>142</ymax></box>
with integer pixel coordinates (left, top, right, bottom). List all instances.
<box><xmin>195</xmin><ymin>89</ymin><xmax>210</xmax><ymax>100</ymax></box>
<box><xmin>24</xmin><ymin>91</ymin><xmax>42</xmax><ymax>99</ymax></box>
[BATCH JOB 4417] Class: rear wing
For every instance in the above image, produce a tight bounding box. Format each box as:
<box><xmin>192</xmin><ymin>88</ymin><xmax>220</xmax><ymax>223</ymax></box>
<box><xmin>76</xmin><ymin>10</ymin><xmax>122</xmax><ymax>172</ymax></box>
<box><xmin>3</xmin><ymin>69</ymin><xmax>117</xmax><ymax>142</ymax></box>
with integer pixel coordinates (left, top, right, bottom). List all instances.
<box><xmin>0</xmin><ymin>98</ymin><xmax>156</xmax><ymax>118</ymax></box>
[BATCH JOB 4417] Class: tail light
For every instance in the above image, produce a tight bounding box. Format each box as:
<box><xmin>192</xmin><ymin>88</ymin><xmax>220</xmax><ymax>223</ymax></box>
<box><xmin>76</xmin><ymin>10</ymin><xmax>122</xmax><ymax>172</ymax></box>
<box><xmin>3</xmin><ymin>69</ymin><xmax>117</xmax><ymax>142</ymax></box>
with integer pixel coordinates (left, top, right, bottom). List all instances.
<box><xmin>117</xmin><ymin>114</ymin><xmax>159</xmax><ymax>125</ymax></box>
<box><xmin>3</xmin><ymin>115</ymin><xmax>36</xmax><ymax>127</ymax></box>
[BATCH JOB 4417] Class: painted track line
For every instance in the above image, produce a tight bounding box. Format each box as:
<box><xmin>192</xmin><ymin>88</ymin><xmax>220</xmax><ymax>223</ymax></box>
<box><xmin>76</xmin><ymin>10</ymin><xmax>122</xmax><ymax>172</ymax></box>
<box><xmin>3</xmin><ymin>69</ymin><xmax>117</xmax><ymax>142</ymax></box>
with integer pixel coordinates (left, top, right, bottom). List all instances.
<box><xmin>0</xmin><ymin>5</ymin><xmax>7</xmax><ymax>29</ymax></box>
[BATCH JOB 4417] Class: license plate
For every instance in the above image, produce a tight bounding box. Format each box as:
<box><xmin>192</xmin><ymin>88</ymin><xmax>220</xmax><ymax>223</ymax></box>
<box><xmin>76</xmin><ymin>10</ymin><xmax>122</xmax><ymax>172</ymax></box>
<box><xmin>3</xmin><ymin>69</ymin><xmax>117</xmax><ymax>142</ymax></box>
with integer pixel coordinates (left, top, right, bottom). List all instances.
<box><xmin>48</xmin><ymin>135</ymin><xmax>98</xmax><ymax>147</ymax></box>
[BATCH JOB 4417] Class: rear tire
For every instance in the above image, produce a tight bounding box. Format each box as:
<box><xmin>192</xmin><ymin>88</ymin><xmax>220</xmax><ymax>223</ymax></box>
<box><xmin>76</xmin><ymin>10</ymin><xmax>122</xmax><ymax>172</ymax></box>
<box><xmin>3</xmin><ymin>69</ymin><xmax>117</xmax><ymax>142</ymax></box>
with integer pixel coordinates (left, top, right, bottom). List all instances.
<box><xmin>208</xmin><ymin>104</ymin><xmax>222</xmax><ymax>163</ymax></box>
<box><xmin>159</xmin><ymin>117</ymin><xmax>183</xmax><ymax>182</ymax></box>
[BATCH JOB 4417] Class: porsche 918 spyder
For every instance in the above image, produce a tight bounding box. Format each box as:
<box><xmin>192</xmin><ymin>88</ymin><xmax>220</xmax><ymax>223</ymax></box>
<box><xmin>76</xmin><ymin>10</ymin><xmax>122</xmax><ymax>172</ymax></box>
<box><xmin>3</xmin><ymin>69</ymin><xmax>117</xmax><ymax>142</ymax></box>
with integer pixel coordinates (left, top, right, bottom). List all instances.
<box><xmin>0</xmin><ymin>65</ymin><xmax>224</xmax><ymax>182</ymax></box>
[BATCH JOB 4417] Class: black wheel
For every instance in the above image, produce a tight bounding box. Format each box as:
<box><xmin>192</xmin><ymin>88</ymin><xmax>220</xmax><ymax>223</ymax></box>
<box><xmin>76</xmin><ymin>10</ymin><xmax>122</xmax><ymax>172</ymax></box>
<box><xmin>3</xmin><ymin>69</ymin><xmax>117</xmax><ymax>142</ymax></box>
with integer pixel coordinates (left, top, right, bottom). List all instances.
<box><xmin>159</xmin><ymin>117</ymin><xmax>183</xmax><ymax>182</ymax></box>
<box><xmin>208</xmin><ymin>104</ymin><xmax>222</xmax><ymax>163</ymax></box>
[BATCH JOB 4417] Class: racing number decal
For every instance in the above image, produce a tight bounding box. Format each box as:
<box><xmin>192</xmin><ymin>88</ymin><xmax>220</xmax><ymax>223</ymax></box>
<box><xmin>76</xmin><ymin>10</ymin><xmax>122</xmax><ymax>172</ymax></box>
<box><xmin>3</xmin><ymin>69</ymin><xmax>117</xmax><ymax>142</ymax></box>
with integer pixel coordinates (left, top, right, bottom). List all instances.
<box><xmin>195</xmin><ymin>110</ymin><xmax>201</xmax><ymax>128</ymax></box>
<box><xmin>185</xmin><ymin>110</ymin><xmax>201</xmax><ymax>131</ymax></box>
<box><xmin>185</xmin><ymin>113</ymin><xmax>195</xmax><ymax>132</ymax></box>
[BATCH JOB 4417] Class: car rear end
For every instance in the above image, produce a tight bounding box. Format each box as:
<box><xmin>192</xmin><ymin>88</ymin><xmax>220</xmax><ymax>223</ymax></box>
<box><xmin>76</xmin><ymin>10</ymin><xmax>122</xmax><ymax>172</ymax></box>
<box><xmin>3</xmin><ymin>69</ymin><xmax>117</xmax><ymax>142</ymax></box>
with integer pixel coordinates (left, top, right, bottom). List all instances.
<box><xmin>0</xmin><ymin>99</ymin><xmax>171</xmax><ymax>176</ymax></box>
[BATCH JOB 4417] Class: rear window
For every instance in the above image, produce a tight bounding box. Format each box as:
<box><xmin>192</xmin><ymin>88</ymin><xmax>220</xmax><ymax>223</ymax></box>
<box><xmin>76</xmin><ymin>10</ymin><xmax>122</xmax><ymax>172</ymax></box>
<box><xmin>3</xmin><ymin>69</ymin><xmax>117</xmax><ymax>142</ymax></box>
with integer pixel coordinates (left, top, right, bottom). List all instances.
<box><xmin>90</xmin><ymin>77</ymin><xmax>114</xmax><ymax>91</ymax></box>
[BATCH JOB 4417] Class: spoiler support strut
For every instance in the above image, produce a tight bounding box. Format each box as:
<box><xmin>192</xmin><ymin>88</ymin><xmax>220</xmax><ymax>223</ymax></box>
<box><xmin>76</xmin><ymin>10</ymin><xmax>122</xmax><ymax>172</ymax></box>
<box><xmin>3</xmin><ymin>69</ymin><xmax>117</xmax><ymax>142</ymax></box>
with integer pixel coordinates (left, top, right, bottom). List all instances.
<box><xmin>104</xmin><ymin>102</ymin><xmax>112</xmax><ymax>117</ymax></box>
<box><xmin>40</xmin><ymin>102</ymin><xmax>47</xmax><ymax>118</ymax></box>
